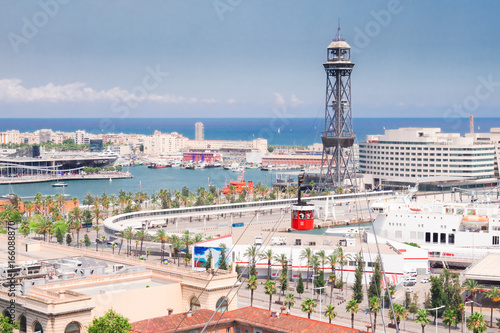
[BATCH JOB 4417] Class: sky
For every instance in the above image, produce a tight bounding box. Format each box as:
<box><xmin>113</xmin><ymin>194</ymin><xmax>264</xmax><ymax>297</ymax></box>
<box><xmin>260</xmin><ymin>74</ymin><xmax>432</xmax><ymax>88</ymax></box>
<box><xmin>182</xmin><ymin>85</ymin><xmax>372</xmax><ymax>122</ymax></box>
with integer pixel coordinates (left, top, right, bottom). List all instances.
<box><xmin>0</xmin><ymin>0</ymin><xmax>499</xmax><ymax>118</ymax></box>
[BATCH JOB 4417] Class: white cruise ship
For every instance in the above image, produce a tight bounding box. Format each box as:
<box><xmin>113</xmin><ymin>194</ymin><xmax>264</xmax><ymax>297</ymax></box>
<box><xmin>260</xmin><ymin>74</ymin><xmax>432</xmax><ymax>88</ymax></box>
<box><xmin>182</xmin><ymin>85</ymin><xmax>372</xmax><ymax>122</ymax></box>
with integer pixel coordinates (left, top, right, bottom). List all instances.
<box><xmin>370</xmin><ymin>186</ymin><xmax>500</xmax><ymax>261</ymax></box>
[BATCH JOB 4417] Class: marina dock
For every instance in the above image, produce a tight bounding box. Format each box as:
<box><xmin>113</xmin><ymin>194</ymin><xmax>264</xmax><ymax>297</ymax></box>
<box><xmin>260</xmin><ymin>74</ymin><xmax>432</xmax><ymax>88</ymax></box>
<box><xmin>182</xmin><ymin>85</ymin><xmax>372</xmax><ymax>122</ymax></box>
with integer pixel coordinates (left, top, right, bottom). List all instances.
<box><xmin>0</xmin><ymin>171</ymin><xmax>133</xmax><ymax>185</ymax></box>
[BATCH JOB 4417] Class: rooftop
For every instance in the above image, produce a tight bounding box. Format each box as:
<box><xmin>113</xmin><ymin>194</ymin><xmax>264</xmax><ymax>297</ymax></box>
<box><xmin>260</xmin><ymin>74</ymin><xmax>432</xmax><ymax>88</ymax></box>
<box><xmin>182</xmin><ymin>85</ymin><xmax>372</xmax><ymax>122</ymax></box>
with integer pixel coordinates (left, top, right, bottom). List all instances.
<box><xmin>131</xmin><ymin>306</ymin><xmax>368</xmax><ymax>333</ymax></box>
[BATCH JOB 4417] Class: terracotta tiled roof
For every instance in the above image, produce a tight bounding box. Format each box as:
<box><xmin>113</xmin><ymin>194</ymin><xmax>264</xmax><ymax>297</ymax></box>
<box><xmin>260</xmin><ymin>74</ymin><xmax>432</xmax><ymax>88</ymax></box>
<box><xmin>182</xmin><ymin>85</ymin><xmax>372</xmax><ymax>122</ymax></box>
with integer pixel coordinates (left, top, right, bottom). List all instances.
<box><xmin>130</xmin><ymin>309</ymin><xmax>231</xmax><ymax>333</ymax></box>
<box><xmin>131</xmin><ymin>307</ymin><xmax>367</xmax><ymax>333</ymax></box>
<box><xmin>225</xmin><ymin>307</ymin><xmax>367</xmax><ymax>333</ymax></box>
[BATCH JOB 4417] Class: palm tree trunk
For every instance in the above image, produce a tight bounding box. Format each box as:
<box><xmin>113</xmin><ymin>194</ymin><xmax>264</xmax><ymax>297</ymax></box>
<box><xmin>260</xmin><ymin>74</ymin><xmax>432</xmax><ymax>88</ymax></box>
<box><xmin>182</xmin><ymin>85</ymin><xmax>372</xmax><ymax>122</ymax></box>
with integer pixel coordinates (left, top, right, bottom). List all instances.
<box><xmin>268</xmin><ymin>262</ymin><xmax>271</xmax><ymax>280</ymax></box>
<box><xmin>251</xmin><ymin>289</ymin><xmax>254</xmax><ymax>307</ymax></box>
<box><xmin>140</xmin><ymin>240</ymin><xmax>143</xmax><ymax>256</ymax></box>
<box><xmin>269</xmin><ymin>295</ymin><xmax>272</xmax><ymax>310</ymax></box>
<box><xmin>308</xmin><ymin>312</ymin><xmax>311</xmax><ymax>319</ymax></box>
<box><xmin>329</xmin><ymin>317</ymin><xmax>331</xmax><ymax>324</ymax></box>
<box><xmin>491</xmin><ymin>306</ymin><xmax>494</xmax><ymax>327</ymax></box>
<box><xmin>306</xmin><ymin>267</ymin><xmax>310</xmax><ymax>289</ymax></box>
<box><xmin>351</xmin><ymin>313</ymin><xmax>354</xmax><ymax>328</ymax></box>
<box><xmin>421</xmin><ymin>325</ymin><xmax>424</xmax><ymax>333</ymax></box>
<box><xmin>374</xmin><ymin>312</ymin><xmax>377</xmax><ymax>331</ymax></box>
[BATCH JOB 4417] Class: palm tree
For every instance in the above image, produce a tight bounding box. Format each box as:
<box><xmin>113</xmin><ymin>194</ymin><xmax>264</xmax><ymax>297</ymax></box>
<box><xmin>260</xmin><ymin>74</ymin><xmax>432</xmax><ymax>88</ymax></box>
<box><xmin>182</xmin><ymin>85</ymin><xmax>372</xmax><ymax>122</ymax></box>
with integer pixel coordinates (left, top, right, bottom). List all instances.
<box><xmin>328</xmin><ymin>274</ymin><xmax>336</xmax><ymax>304</ymax></box>
<box><xmin>181</xmin><ymin>230</ymin><xmax>193</xmax><ymax>262</ymax></box>
<box><xmin>135</xmin><ymin>229</ymin><xmax>148</xmax><ymax>257</ymax></box>
<box><xmin>35</xmin><ymin>215</ymin><xmax>52</xmax><ymax>242</ymax></box>
<box><xmin>284</xmin><ymin>293</ymin><xmax>295</xmax><ymax>311</ymax></box>
<box><xmin>301</xmin><ymin>298</ymin><xmax>316</xmax><ymax>319</ymax></box>
<box><xmin>24</xmin><ymin>201</ymin><xmax>33</xmax><ymax>217</ymax></box>
<box><xmin>414</xmin><ymin>309</ymin><xmax>431</xmax><ymax>333</ymax></box>
<box><xmin>389</xmin><ymin>303</ymin><xmax>408</xmax><ymax>329</ymax></box>
<box><xmin>463</xmin><ymin>279</ymin><xmax>482</xmax><ymax>313</ymax></box>
<box><xmin>244</xmin><ymin>245</ymin><xmax>259</xmax><ymax>276</ymax></box>
<box><xmin>264</xmin><ymin>280</ymin><xmax>277</xmax><ymax>311</ymax></box>
<box><xmin>247</xmin><ymin>275</ymin><xmax>258</xmax><ymax>307</ymax></box>
<box><xmin>346</xmin><ymin>299</ymin><xmax>359</xmax><ymax>328</ymax></box>
<box><xmin>442</xmin><ymin>308</ymin><xmax>459</xmax><ymax>333</ymax></box>
<box><xmin>326</xmin><ymin>252</ymin><xmax>338</xmax><ymax>274</ymax></box>
<box><xmin>101</xmin><ymin>235</ymin><xmax>106</xmax><ymax>252</ymax></box>
<box><xmin>467</xmin><ymin>312</ymin><xmax>487</xmax><ymax>333</ymax></box>
<box><xmin>155</xmin><ymin>229</ymin><xmax>168</xmax><ymax>262</ymax></box>
<box><xmin>73</xmin><ymin>220</ymin><xmax>82</xmax><ymax>247</ymax></box>
<box><xmin>324</xmin><ymin>304</ymin><xmax>337</xmax><ymax>323</ymax></box>
<box><xmin>299</xmin><ymin>248</ymin><xmax>313</xmax><ymax>289</ymax></box>
<box><xmin>316</xmin><ymin>249</ymin><xmax>326</xmax><ymax>271</ymax></box>
<box><xmin>169</xmin><ymin>235</ymin><xmax>183</xmax><ymax>266</ymax></box>
<box><xmin>369</xmin><ymin>296</ymin><xmax>381</xmax><ymax>331</ymax></box>
<box><xmin>483</xmin><ymin>287</ymin><xmax>500</xmax><ymax>327</ymax></box>
<box><xmin>336</xmin><ymin>247</ymin><xmax>352</xmax><ymax>288</ymax></box>
<box><xmin>259</xmin><ymin>249</ymin><xmax>274</xmax><ymax>280</ymax></box>
<box><xmin>92</xmin><ymin>225</ymin><xmax>100</xmax><ymax>251</ymax></box>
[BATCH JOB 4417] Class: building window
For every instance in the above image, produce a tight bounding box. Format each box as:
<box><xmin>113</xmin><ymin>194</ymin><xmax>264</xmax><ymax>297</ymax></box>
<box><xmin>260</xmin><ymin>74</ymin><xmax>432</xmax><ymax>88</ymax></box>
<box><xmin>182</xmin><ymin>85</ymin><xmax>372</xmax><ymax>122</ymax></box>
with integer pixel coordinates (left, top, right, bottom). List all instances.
<box><xmin>33</xmin><ymin>322</ymin><xmax>43</xmax><ymax>333</ymax></box>
<box><xmin>493</xmin><ymin>236</ymin><xmax>499</xmax><ymax>245</ymax></box>
<box><xmin>216</xmin><ymin>297</ymin><xmax>228</xmax><ymax>313</ymax></box>
<box><xmin>19</xmin><ymin>315</ymin><xmax>26</xmax><ymax>333</ymax></box>
<box><xmin>65</xmin><ymin>322</ymin><xmax>81</xmax><ymax>333</ymax></box>
<box><xmin>449</xmin><ymin>234</ymin><xmax>455</xmax><ymax>244</ymax></box>
<box><xmin>190</xmin><ymin>297</ymin><xmax>201</xmax><ymax>311</ymax></box>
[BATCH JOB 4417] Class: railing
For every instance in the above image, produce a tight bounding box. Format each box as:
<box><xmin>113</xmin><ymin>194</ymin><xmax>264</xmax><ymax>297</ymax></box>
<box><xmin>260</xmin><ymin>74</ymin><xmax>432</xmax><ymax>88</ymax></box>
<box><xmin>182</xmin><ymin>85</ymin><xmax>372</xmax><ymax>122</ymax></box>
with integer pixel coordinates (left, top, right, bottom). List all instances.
<box><xmin>103</xmin><ymin>190</ymin><xmax>393</xmax><ymax>233</ymax></box>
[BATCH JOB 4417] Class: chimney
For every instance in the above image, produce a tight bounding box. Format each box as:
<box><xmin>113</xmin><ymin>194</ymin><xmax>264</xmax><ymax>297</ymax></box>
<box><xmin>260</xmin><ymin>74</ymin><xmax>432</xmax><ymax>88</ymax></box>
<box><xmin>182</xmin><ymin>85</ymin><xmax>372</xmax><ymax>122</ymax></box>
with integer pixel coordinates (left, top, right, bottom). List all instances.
<box><xmin>167</xmin><ymin>308</ymin><xmax>173</xmax><ymax>315</ymax></box>
<box><xmin>270</xmin><ymin>311</ymin><xmax>277</xmax><ymax>317</ymax></box>
<box><xmin>187</xmin><ymin>311</ymin><xmax>192</xmax><ymax>318</ymax></box>
<box><xmin>280</xmin><ymin>306</ymin><xmax>287</xmax><ymax>314</ymax></box>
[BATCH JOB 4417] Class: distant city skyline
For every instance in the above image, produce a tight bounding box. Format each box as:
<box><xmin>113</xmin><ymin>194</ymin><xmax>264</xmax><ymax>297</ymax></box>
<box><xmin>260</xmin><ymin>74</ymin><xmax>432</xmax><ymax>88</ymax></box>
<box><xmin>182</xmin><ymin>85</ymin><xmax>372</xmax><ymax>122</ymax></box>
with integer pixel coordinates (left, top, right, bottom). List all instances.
<box><xmin>1</xmin><ymin>1</ymin><xmax>499</xmax><ymax>118</ymax></box>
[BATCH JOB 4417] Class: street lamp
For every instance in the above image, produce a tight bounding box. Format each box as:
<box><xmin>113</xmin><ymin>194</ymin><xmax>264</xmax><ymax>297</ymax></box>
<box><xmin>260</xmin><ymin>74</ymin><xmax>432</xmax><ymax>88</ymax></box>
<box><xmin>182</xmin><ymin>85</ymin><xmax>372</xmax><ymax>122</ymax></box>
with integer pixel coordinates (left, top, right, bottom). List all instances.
<box><xmin>427</xmin><ymin>305</ymin><xmax>445</xmax><ymax>333</ymax></box>
<box><xmin>313</xmin><ymin>286</ymin><xmax>326</xmax><ymax>321</ymax></box>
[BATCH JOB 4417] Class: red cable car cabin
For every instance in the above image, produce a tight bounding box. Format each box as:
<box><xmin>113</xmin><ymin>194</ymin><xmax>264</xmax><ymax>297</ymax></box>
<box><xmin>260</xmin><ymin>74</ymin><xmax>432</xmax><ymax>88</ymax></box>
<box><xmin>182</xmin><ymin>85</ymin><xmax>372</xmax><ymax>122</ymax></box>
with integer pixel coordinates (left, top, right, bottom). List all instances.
<box><xmin>291</xmin><ymin>204</ymin><xmax>314</xmax><ymax>230</ymax></box>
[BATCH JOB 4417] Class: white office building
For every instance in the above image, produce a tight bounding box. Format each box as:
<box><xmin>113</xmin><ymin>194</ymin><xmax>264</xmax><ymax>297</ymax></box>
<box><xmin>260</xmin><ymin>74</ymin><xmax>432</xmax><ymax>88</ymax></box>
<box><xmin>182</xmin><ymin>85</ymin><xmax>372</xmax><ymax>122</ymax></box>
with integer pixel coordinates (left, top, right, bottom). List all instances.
<box><xmin>359</xmin><ymin>128</ymin><xmax>497</xmax><ymax>190</ymax></box>
<box><xmin>195</xmin><ymin>122</ymin><xmax>204</xmax><ymax>141</ymax></box>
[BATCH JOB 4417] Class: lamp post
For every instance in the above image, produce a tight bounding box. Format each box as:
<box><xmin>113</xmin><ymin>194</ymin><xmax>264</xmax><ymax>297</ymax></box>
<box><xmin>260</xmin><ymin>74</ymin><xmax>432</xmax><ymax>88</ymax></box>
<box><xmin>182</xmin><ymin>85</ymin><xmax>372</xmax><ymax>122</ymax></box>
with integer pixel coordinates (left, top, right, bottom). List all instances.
<box><xmin>428</xmin><ymin>305</ymin><xmax>445</xmax><ymax>333</ymax></box>
<box><xmin>464</xmin><ymin>300</ymin><xmax>473</xmax><ymax>333</ymax></box>
<box><xmin>313</xmin><ymin>286</ymin><xmax>326</xmax><ymax>321</ymax></box>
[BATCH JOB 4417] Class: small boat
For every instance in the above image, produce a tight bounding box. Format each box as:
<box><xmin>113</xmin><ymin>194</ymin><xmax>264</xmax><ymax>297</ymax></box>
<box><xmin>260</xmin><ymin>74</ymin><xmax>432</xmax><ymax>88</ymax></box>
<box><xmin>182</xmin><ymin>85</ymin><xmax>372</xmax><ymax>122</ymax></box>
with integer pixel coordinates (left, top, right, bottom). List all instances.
<box><xmin>148</xmin><ymin>162</ymin><xmax>167</xmax><ymax>169</ymax></box>
<box><xmin>52</xmin><ymin>182</ymin><xmax>68</xmax><ymax>187</ymax></box>
<box><xmin>109</xmin><ymin>178</ymin><xmax>112</xmax><ymax>182</ymax></box>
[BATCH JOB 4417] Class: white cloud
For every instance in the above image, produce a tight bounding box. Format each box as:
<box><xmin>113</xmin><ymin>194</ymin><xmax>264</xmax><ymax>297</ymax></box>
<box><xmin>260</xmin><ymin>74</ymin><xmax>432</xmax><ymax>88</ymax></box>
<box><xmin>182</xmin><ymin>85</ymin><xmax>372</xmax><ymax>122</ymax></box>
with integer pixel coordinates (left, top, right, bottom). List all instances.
<box><xmin>290</xmin><ymin>94</ymin><xmax>304</xmax><ymax>107</ymax></box>
<box><xmin>274</xmin><ymin>92</ymin><xmax>286</xmax><ymax>108</ymax></box>
<box><xmin>0</xmin><ymin>78</ymin><xmax>219</xmax><ymax>104</ymax></box>
<box><xmin>227</xmin><ymin>98</ymin><xmax>236</xmax><ymax>104</ymax></box>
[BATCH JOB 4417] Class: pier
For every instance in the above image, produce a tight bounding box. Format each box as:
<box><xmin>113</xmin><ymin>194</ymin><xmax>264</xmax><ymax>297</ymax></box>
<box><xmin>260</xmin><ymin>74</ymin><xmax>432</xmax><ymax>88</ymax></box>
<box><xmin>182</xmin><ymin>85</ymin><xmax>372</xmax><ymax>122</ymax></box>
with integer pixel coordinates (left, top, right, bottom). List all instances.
<box><xmin>0</xmin><ymin>171</ymin><xmax>133</xmax><ymax>185</ymax></box>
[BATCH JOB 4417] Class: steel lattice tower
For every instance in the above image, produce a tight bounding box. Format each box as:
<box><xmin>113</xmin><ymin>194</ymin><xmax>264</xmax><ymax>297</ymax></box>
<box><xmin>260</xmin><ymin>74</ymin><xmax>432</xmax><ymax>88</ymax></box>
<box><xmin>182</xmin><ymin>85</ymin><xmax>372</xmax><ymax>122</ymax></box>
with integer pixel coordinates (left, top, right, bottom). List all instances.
<box><xmin>319</xmin><ymin>26</ymin><xmax>357</xmax><ymax>190</ymax></box>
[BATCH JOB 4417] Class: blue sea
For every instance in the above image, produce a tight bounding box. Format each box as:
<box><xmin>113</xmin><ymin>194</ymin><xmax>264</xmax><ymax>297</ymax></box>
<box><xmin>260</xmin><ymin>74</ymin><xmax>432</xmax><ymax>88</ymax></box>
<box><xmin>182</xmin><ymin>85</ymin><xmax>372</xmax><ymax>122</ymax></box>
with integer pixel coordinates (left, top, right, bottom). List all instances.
<box><xmin>2</xmin><ymin>117</ymin><xmax>500</xmax><ymax>200</ymax></box>
<box><xmin>1</xmin><ymin>117</ymin><xmax>498</xmax><ymax>146</ymax></box>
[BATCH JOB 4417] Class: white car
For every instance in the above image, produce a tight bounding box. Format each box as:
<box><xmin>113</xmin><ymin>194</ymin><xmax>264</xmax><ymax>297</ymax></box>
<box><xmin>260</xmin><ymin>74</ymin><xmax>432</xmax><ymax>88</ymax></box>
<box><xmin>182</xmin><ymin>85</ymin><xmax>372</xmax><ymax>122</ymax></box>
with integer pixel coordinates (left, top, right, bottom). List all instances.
<box><xmin>405</xmin><ymin>287</ymin><xmax>413</xmax><ymax>293</ymax></box>
<box><xmin>420</xmin><ymin>277</ymin><xmax>430</xmax><ymax>283</ymax></box>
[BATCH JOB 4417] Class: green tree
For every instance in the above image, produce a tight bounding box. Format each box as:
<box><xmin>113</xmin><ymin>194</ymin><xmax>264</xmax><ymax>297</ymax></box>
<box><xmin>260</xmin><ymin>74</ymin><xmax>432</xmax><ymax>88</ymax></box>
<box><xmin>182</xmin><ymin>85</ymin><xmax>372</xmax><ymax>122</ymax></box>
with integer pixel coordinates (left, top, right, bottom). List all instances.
<box><xmin>463</xmin><ymin>279</ymin><xmax>482</xmax><ymax>313</ymax></box>
<box><xmin>55</xmin><ymin>227</ymin><xmax>65</xmax><ymax>244</ymax></box>
<box><xmin>218</xmin><ymin>244</ymin><xmax>228</xmax><ymax>270</ymax></box>
<box><xmin>301</xmin><ymin>298</ymin><xmax>316</xmax><ymax>319</ymax></box>
<box><xmin>84</xmin><ymin>234</ymin><xmax>91</xmax><ymax>247</ymax></box>
<box><xmin>87</xmin><ymin>309</ymin><xmax>132</xmax><ymax>333</ymax></box>
<box><xmin>264</xmin><ymin>280</ymin><xmax>277</xmax><ymax>311</ymax></box>
<box><xmin>442</xmin><ymin>308</ymin><xmax>459</xmax><ymax>333</ymax></box>
<box><xmin>66</xmin><ymin>233</ymin><xmax>72</xmax><ymax>246</ymax></box>
<box><xmin>430</xmin><ymin>276</ymin><xmax>446</xmax><ymax>321</ymax></box>
<box><xmin>244</xmin><ymin>245</ymin><xmax>259</xmax><ymax>276</ymax></box>
<box><xmin>328</xmin><ymin>274</ymin><xmax>336</xmax><ymax>304</ymax></box>
<box><xmin>389</xmin><ymin>303</ymin><xmax>408</xmax><ymax>328</ymax></box>
<box><xmin>414</xmin><ymin>309</ymin><xmax>431</xmax><ymax>333</ymax></box>
<box><xmin>483</xmin><ymin>287</ymin><xmax>500</xmax><ymax>327</ymax></box>
<box><xmin>467</xmin><ymin>312</ymin><xmax>487</xmax><ymax>333</ymax></box>
<box><xmin>369</xmin><ymin>296</ymin><xmax>381</xmax><ymax>331</ymax></box>
<box><xmin>0</xmin><ymin>314</ymin><xmax>19</xmax><ymax>333</ymax></box>
<box><xmin>299</xmin><ymin>248</ymin><xmax>313</xmax><ymax>290</ymax></box>
<box><xmin>204</xmin><ymin>250</ymin><xmax>213</xmax><ymax>270</ymax></box>
<box><xmin>352</xmin><ymin>251</ymin><xmax>364</xmax><ymax>304</ymax></box>
<box><xmin>409</xmin><ymin>293</ymin><xmax>419</xmax><ymax>319</ymax></box>
<box><xmin>346</xmin><ymin>299</ymin><xmax>359</xmax><ymax>329</ymax></box>
<box><xmin>325</xmin><ymin>304</ymin><xmax>337</xmax><ymax>323</ymax></box>
<box><xmin>296</xmin><ymin>273</ymin><xmax>304</xmax><ymax>297</ymax></box>
<box><xmin>259</xmin><ymin>249</ymin><xmax>274</xmax><ymax>280</ymax></box>
<box><xmin>284</xmin><ymin>293</ymin><xmax>295</xmax><ymax>311</ymax></box>
<box><xmin>368</xmin><ymin>256</ymin><xmax>382</xmax><ymax>299</ymax></box>
<box><xmin>247</xmin><ymin>275</ymin><xmax>258</xmax><ymax>307</ymax></box>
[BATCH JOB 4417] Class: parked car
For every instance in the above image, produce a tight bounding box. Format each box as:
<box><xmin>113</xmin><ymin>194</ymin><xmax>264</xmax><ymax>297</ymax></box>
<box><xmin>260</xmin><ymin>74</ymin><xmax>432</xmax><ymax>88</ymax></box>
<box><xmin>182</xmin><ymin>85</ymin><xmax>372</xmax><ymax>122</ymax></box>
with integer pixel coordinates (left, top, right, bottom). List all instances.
<box><xmin>420</xmin><ymin>277</ymin><xmax>430</xmax><ymax>283</ymax></box>
<box><xmin>404</xmin><ymin>280</ymin><xmax>416</xmax><ymax>286</ymax></box>
<box><xmin>405</xmin><ymin>287</ymin><xmax>413</xmax><ymax>293</ymax></box>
